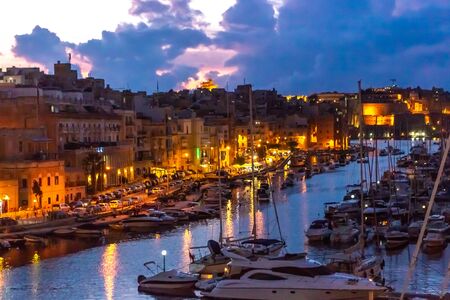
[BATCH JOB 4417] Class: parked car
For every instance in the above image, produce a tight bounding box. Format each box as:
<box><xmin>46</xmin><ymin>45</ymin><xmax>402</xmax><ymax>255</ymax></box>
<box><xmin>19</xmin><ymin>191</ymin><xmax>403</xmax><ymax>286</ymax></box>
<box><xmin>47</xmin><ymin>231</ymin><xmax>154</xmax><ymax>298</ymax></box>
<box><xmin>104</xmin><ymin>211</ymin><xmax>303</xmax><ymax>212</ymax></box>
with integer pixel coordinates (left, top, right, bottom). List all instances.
<box><xmin>98</xmin><ymin>203</ymin><xmax>110</xmax><ymax>212</ymax></box>
<box><xmin>71</xmin><ymin>207</ymin><xmax>88</xmax><ymax>217</ymax></box>
<box><xmin>69</xmin><ymin>200</ymin><xmax>84</xmax><ymax>209</ymax></box>
<box><xmin>86</xmin><ymin>205</ymin><xmax>102</xmax><ymax>214</ymax></box>
<box><xmin>151</xmin><ymin>187</ymin><xmax>165</xmax><ymax>194</ymax></box>
<box><xmin>109</xmin><ymin>200</ymin><xmax>122</xmax><ymax>209</ymax></box>
<box><xmin>52</xmin><ymin>203</ymin><xmax>71</xmax><ymax>213</ymax></box>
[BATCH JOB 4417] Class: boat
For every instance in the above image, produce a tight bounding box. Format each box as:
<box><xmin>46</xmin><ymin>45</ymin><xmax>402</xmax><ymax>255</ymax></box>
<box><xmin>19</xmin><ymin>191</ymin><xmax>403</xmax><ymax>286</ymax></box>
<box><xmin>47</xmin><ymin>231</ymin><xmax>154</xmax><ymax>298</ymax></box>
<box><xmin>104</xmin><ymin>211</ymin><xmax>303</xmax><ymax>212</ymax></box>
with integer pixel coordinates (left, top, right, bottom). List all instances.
<box><xmin>202</xmin><ymin>254</ymin><xmax>388</xmax><ymax>299</ymax></box>
<box><xmin>138</xmin><ymin>266</ymin><xmax>198</xmax><ymax>297</ymax></box>
<box><xmin>330</xmin><ymin>219</ymin><xmax>359</xmax><ymax>244</ymax></box>
<box><xmin>109</xmin><ymin>223</ymin><xmax>125</xmax><ymax>230</ymax></box>
<box><xmin>74</xmin><ymin>224</ymin><xmax>104</xmax><ymax>237</ymax></box>
<box><xmin>53</xmin><ymin>228</ymin><xmax>76</xmax><ymax>238</ymax></box>
<box><xmin>423</xmin><ymin>232</ymin><xmax>446</xmax><ymax>254</ymax></box>
<box><xmin>4</xmin><ymin>238</ymin><xmax>25</xmax><ymax>247</ymax></box>
<box><xmin>379</xmin><ymin>149</ymin><xmax>388</xmax><ymax>157</ymax></box>
<box><xmin>305</xmin><ymin>219</ymin><xmax>332</xmax><ymax>242</ymax></box>
<box><xmin>408</xmin><ymin>221</ymin><xmax>423</xmax><ymax>239</ymax></box>
<box><xmin>385</xmin><ymin>230</ymin><xmax>409</xmax><ymax>250</ymax></box>
<box><xmin>122</xmin><ymin>214</ymin><xmax>162</xmax><ymax>230</ymax></box>
<box><xmin>147</xmin><ymin>210</ymin><xmax>177</xmax><ymax>226</ymax></box>
<box><xmin>189</xmin><ymin>240</ymin><xmax>231</xmax><ymax>276</ymax></box>
<box><xmin>23</xmin><ymin>235</ymin><xmax>46</xmax><ymax>244</ymax></box>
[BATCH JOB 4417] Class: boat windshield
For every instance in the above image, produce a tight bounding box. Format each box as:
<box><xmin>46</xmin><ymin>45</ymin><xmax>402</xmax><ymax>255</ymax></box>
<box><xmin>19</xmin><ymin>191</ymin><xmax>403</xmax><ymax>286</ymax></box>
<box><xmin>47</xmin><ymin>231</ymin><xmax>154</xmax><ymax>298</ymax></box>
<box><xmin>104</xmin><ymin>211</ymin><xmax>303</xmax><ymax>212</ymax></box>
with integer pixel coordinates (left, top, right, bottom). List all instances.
<box><xmin>272</xmin><ymin>266</ymin><xmax>334</xmax><ymax>277</ymax></box>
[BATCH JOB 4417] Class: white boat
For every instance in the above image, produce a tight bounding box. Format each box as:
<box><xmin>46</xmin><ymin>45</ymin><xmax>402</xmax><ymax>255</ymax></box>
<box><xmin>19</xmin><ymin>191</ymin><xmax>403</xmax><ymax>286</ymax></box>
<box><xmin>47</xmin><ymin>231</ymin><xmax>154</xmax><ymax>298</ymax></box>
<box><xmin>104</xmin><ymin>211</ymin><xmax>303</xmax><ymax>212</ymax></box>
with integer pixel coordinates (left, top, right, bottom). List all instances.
<box><xmin>23</xmin><ymin>235</ymin><xmax>47</xmax><ymax>244</ymax></box>
<box><xmin>330</xmin><ymin>221</ymin><xmax>359</xmax><ymax>244</ymax></box>
<box><xmin>147</xmin><ymin>210</ymin><xmax>177</xmax><ymax>226</ymax></box>
<box><xmin>122</xmin><ymin>214</ymin><xmax>162</xmax><ymax>230</ymax></box>
<box><xmin>202</xmin><ymin>254</ymin><xmax>388</xmax><ymax>299</ymax></box>
<box><xmin>385</xmin><ymin>230</ymin><xmax>409</xmax><ymax>250</ymax></box>
<box><xmin>305</xmin><ymin>219</ymin><xmax>332</xmax><ymax>242</ymax></box>
<box><xmin>138</xmin><ymin>269</ymin><xmax>198</xmax><ymax>296</ymax></box>
<box><xmin>189</xmin><ymin>240</ymin><xmax>231</xmax><ymax>276</ymax></box>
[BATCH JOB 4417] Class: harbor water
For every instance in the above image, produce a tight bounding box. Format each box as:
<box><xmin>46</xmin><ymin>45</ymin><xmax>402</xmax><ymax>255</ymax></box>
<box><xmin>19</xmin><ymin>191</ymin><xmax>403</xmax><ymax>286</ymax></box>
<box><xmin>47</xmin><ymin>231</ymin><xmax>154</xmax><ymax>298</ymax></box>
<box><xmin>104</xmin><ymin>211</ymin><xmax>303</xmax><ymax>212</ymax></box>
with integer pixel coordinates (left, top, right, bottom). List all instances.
<box><xmin>0</xmin><ymin>140</ymin><xmax>449</xmax><ymax>299</ymax></box>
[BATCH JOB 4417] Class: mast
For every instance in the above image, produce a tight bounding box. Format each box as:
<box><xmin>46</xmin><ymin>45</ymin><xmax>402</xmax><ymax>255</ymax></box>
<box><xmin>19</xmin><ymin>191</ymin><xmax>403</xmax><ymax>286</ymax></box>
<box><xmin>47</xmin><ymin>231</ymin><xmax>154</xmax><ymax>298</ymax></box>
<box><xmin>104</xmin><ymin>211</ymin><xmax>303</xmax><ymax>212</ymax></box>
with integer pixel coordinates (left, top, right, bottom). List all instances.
<box><xmin>218</xmin><ymin>146</ymin><xmax>223</xmax><ymax>245</ymax></box>
<box><xmin>400</xmin><ymin>134</ymin><xmax>450</xmax><ymax>300</ymax></box>
<box><xmin>358</xmin><ymin>80</ymin><xmax>365</xmax><ymax>256</ymax></box>
<box><xmin>249</xmin><ymin>85</ymin><xmax>257</xmax><ymax>239</ymax></box>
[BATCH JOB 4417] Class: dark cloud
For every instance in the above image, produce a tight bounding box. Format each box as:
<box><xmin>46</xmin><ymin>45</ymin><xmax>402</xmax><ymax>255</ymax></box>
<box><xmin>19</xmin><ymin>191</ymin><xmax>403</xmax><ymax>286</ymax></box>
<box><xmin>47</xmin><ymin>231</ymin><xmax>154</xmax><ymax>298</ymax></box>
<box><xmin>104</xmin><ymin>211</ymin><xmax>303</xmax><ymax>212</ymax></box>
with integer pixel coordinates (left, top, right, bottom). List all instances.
<box><xmin>13</xmin><ymin>26</ymin><xmax>72</xmax><ymax>70</ymax></box>
<box><xmin>11</xmin><ymin>0</ymin><xmax>450</xmax><ymax>94</ymax></box>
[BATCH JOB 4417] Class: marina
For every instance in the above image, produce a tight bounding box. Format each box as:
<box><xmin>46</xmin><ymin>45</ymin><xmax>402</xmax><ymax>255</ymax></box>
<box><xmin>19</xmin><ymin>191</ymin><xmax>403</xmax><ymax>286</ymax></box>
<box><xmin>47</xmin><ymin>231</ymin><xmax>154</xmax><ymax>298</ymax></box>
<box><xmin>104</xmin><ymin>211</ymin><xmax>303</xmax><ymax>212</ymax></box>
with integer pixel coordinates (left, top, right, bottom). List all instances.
<box><xmin>0</xmin><ymin>140</ymin><xmax>449</xmax><ymax>299</ymax></box>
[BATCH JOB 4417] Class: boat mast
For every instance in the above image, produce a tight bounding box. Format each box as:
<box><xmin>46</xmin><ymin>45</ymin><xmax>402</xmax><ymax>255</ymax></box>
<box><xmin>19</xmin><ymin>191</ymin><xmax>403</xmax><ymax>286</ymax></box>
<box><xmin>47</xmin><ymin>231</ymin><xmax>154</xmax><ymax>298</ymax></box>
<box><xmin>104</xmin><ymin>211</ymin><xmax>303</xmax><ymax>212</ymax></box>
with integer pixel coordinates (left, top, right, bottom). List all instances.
<box><xmin>358</xmin><ymin>80</ymin><xmax>365</xmax><ymax>256</ymax></box>
<box><xmin>218</xmin><ymin>146</ymin><xmax>223</xmax><ymax>246</ymax></box>
<box><xmin>400</xmin><ymin>134</ymin><xmax>450</xmax><ymax>300</ymax></box>
<box><xmin>249</xmin><ymin>85</ymin><xmax>257</xmax><ymax>239</ymax></box>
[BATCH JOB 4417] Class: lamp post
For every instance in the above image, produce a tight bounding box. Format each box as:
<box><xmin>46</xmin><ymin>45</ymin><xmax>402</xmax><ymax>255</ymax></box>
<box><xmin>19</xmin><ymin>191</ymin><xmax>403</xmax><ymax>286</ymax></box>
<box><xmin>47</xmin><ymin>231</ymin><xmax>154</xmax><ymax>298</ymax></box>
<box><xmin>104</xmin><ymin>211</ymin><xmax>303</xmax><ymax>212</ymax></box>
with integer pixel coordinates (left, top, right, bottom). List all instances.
<box><xmin>161</xmin><ymin>250</ymin><xmax>167</xmax><ymax>271</ymax></box>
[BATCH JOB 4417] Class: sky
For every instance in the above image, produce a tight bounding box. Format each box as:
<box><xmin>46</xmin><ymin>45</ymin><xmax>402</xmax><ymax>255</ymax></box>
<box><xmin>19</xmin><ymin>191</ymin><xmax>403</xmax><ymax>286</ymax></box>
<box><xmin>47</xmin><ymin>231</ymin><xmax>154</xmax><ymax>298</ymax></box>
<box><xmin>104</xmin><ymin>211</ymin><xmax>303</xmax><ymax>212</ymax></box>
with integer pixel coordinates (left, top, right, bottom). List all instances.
<box><xmin>1</xmin><ymin>0</ymin><xmax>449</xmax><ymax>94</ymax></box>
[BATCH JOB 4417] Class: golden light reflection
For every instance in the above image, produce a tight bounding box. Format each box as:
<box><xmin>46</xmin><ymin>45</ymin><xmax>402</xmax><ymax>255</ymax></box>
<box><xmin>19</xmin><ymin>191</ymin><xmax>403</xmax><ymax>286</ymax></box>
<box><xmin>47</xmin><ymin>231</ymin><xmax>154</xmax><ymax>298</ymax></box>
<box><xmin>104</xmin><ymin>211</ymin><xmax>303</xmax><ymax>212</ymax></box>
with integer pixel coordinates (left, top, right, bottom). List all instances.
<box><xmin>181</xmin><ymin>228</ymin><xmax>192</xmax><ymax>270</ymax></box>
<box><xmin>0</xmin><ymin>257</ymin><xmax>4</xmax><ymax>297</ymax></box>
<box><xmin>225</xmin><ymin>200</ymin><xmax>234</xmax><ymax>238</ymax></box>
<box><xmin>31</xmin><ymin>252</ymin><xmax>40</xmax><ymax>264</ymax></box>
<box><xmin>101</xmin><ymin>243</ymin><xmax>118</xmax><ymax>300</ymax></box>
<box><xmin>155</xmin><ymin>233</ymin><xmax>161</xmax><ymax>239</ymax></box>
<box><xmin>249</xmin><ymin>182</ymin><xmax>255</xmax><ymax>234</ymax></box>
<box><xmin>255</xmin><ymin>209</ymin><xmax>265</xmax><ymax>238</ymax></box>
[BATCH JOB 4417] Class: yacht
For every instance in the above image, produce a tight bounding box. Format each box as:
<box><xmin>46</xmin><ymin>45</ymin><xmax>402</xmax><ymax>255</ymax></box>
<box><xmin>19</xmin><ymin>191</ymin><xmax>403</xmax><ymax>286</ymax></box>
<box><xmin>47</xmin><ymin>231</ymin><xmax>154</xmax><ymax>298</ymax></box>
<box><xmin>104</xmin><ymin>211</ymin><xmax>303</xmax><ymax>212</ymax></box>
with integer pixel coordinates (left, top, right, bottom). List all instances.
<box><xmin>147</xmin><ymin>209</ymin><xmax>177</xmax><ymax>225</ymax></box>
<box><xmin>305</xmin><ymin>219</ymin><xmax>332</xmax><ymax>242</ymax></box>
<box><xmin>122</xmin><ymin>214</ymin><xmax>162</xmax><ymax>230</ymax></box>
<box><xmin>202</xmin><ymin>254</ymin><xmax>388</xmax><ymax>299</ymax></box>
<box><xmin>330</xmin><ymin>219</ymin><xmax>360</xmax><ymax>244</ymax></box>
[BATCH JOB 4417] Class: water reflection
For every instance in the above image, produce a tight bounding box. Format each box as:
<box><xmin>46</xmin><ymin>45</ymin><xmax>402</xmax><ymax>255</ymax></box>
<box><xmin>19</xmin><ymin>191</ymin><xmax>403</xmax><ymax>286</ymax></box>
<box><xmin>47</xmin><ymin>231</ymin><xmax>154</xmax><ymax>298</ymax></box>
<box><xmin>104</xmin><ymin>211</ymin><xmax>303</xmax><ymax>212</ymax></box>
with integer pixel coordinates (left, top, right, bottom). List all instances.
<box><xmin>181</xmin><ymin>228</ymin><xmax>192</xmax><ymax>270</ymax></box>
<box><xmin>225</xmin><ymin>199</ymin><xmax>234</xmax><ymax>239</ymax></box>
<box><xmin>101</xmin><ymin>243</ymin><xmax>118</xmax><ymax>300</ymax></box>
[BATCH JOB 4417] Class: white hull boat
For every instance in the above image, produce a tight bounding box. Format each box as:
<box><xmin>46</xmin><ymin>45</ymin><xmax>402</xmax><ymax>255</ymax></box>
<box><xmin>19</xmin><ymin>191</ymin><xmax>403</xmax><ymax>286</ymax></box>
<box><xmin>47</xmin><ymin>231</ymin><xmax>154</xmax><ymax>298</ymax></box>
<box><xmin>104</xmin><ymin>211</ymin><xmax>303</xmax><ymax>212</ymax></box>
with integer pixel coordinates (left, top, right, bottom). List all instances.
<box><xmin>138</xmin><ymin>269</ymin><xmax>197</xmax><ymax>296</ymax></box>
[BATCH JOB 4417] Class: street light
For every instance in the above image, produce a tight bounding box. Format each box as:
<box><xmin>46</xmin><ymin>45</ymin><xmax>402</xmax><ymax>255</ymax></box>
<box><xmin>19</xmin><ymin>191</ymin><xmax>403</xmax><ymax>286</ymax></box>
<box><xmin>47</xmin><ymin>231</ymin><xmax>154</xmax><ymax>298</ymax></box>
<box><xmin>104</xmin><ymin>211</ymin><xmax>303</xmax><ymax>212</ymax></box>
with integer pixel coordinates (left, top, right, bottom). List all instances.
<box><xmin>161</xmin><ymin>250</ymin><xmax>167</xmax><ymax>271</ymax></box>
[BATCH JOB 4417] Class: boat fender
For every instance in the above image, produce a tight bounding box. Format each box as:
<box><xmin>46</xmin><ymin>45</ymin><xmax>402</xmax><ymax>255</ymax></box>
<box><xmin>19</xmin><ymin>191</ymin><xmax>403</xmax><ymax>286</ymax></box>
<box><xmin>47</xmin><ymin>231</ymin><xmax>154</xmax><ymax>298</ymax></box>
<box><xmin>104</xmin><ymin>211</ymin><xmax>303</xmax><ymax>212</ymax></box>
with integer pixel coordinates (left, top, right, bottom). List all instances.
<box><xmin>137</xmin><ymin>275</ymin><xmax>146</xmax><ymax>283</ymax></box>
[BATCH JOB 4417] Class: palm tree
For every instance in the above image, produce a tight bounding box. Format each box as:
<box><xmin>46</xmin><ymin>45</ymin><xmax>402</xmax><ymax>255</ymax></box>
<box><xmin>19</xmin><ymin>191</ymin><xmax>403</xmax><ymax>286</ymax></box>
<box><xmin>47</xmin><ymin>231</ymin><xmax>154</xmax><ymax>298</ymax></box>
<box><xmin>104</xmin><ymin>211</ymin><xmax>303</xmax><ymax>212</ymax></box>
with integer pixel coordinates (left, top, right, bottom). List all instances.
<box><xmin>82</xmin><ymin>152</ymin><xmax>105</xmax><ymax>194</ymax></box>
<box><xmin>32</xmin><ymin>180</ymin><xmax>43</xmax><ymax>208</ymax></box>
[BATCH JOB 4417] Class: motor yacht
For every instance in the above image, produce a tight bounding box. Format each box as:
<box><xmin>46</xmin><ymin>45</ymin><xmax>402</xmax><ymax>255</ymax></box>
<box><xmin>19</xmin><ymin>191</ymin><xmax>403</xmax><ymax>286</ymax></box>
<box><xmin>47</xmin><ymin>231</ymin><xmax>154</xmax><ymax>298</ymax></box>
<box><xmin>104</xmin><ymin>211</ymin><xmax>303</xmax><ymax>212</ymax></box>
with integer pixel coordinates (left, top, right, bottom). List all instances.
<box><xmin>305</xmin><ymin>219</ymin><xmax>332</xmax><ymax>242</ymax></box>
<box><xmin>122</xmin><ymin>214</ymin><xmax>162</xmax><ymax>230</ymax></box>
<box><xmin>147</xmin><ymin>209</ymin><xmax>177</xmax><ymax>226</ymax></box>
<box><xmin>202</xmin><ymin>254</ymin><xmax>388</xmax><ymax>299</ymax></box>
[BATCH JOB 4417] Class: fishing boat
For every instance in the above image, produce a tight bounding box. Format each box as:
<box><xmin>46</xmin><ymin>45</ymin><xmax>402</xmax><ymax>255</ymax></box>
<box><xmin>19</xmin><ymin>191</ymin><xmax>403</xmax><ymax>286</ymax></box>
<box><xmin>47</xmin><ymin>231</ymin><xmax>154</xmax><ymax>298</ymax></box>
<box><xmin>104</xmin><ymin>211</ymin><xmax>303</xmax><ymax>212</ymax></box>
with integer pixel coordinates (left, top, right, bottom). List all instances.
<box><xmin>305</xmin><ymin>219</ymin><xmax>332</xmax><ymax>242</ymax></box>
<box><xmin>202</xmin><ymin>254</ymin><xmax>388</xmax><ymax>299</ymax></box>
<box><xmin>53</xmin><ymin>228</ymin><xmax>76</xmax><ymax>238</ymax></box>
<box><xmin>385</xmin><ymin>230</ymin><xmax>409</xmax><ymax>250</ymax></box>
<box><xmin>23</xmin><ymin>235</ymin><xmax>46</xmax><ymax>244</ymax></box>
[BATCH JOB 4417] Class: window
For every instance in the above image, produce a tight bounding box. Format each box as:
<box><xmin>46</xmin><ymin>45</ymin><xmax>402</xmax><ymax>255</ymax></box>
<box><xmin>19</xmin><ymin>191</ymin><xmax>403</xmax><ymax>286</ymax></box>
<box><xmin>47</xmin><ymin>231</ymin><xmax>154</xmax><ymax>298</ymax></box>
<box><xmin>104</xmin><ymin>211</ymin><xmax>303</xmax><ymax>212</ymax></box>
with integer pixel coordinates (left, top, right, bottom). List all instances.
<box><xmin>47</xmin><ymin>177</ymin><xmax>51</xmax><ymax>186</ymax></box>
<box><xmin>48</xmin><ymin>197</ymin><xmax>51</xmax><ymax>205</ymax></box>
<box><xmin>19</xmin><ymin>141</ymin><xmax>23</xmax><ymax>152</ymax></box>
<box><xmin>56</xmin><ymin>195</ymin><xmax>59</xmax><ymax>202</ymax></box>
<box><xmin>248</xmin><ymin>273</ymin><xmax>285</xmax><ymax>280</ymax></box>
<box><xmin>55</xmin><ymin>176</ymin><xmax>59</xmax><ymax>185</ymax></box>
<box><xmin>38</xmin><ymin>178</ymin><xmax>42</xmax><ymax>187</ymax></box>
<box><xmin>21</xmin><ymin>179</ymin><xmax>28</xmax><ymax>188</ymax></box>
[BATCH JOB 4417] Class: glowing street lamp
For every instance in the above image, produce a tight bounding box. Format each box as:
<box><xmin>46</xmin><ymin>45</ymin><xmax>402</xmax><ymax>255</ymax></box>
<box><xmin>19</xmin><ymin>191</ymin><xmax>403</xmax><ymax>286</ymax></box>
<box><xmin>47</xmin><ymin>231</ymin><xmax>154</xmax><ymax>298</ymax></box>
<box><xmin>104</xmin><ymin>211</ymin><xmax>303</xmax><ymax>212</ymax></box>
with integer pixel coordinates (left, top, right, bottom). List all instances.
<box><xmin>161</xmin><ymin>250</ymin><xmax>167</xmax><ymax>271</ymax></box>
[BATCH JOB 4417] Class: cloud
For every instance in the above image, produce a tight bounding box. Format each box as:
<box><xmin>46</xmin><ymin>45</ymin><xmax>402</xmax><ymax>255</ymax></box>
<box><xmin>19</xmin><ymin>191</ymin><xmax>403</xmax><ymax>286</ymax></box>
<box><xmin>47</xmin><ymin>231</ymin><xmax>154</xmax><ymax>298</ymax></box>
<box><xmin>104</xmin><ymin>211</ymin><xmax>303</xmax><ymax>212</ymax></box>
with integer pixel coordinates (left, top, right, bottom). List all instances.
<box><xmin>9</xmin><ymin>0</ymin><xmax>450</xmax><ymax>94</ymax></box>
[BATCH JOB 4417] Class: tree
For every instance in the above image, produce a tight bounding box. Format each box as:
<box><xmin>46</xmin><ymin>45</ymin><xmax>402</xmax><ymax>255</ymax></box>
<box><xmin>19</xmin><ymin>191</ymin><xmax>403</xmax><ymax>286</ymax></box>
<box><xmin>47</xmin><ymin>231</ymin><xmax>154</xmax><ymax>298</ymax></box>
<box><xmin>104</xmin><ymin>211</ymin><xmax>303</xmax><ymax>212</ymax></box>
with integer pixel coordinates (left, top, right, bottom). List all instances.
<box><xmin>82</xmin><ymin>152</ymin><xmax>105</xmax><ymax>194</ymax></box>
<box><xmin>32</xmin><ymin>180</ymin><xmax>43</xmax><ymax>208</ymax></box>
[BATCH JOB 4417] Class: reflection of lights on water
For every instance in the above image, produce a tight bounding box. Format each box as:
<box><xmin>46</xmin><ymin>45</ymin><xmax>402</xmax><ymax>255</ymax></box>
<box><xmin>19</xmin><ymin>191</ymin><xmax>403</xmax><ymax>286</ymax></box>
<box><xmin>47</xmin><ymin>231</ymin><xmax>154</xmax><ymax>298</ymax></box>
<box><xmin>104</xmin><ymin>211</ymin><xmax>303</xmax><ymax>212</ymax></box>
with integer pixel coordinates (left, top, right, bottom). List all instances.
<box><xmin>226</xmin><ymin>200</ymin><xmax>234</xmax><ymax>238</ymax></box>
<box><xmin>181</xmin><ymin>227</ymin><xmax>192</xmax><ymax>270</ymax></box>
<box><xmin>31</xmin><ymin>252</ymin><xmax>40</xmax><ymax>264</ymax></box>
<box><xmin>101</xmin><ymin>243</ymin><xmax>118</xmax><ymax>300</ymax></box>
<box><xmin>155</xmin><ymin>233</ymin><xmax>161</xmax><ymax>239</ymax></box>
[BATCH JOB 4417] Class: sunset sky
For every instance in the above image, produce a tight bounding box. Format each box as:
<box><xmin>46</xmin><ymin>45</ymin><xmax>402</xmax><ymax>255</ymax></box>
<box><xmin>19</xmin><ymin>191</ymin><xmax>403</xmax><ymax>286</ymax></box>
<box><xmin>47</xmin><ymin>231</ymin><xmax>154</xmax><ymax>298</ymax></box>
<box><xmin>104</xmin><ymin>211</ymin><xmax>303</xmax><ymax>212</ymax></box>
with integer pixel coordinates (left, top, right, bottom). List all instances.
<box><xmin>1</xmin><ymin>0</ymin><xmax>449</xmax><ymax>94</ymax></box>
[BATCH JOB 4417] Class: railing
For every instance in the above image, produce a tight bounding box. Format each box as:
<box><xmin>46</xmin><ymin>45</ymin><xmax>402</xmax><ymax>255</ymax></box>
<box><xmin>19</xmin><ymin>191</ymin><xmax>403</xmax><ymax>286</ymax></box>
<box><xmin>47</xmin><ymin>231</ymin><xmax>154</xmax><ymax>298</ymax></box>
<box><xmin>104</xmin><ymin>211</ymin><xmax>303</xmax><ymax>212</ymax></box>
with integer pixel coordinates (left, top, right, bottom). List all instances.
<box><xmin>64</xmin><ymin>142</ymin><xmax>118</xmax><ymax>150</ymax></box>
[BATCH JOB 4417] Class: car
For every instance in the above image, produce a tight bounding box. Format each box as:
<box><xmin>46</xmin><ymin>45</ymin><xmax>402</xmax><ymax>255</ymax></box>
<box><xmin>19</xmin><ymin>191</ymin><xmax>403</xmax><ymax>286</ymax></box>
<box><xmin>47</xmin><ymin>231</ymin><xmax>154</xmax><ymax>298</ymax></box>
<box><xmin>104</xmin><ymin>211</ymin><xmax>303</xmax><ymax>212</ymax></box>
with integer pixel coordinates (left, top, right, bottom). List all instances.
<box><xmin>86</xmin><ymin>205</ymin><xmax>102</xmax><ymax>214</ymax></box>
<box><xmin>109</xmin><ymin>200</ymin><xmax>122</xmax><ymax>209</ymax></box>
<box><xmin>71</xmin><ymin>207</ymin><xmax>87</xmax><ymax>217</ymax></box>
<box><xmin>0</xmin><ymin>217</ymin><xmax>18</xmax><ymax>226</ymax></box>
<box><xmin>52</xmin><ymin>203</ymin><xmax>71</xmax><ymax>213</ymax></box>
<box><xmin>121</xmin><ymin>199</ymin><xmax>130</xmax><ymax>207</ymax></box>
<box><xmin>97</xmin><ymin>203</ymin><xmax>110</xmax><ymax>212</ymax></box>
<box><xmin>69</xmin><ymin>200</ymin><xmax>84</xmax><ymax>209</ymax></box>
<box><xmin>151</xmin><ymin>187</ymin><xmax>165</xmax><ymax>194</ymax></box>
